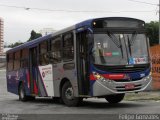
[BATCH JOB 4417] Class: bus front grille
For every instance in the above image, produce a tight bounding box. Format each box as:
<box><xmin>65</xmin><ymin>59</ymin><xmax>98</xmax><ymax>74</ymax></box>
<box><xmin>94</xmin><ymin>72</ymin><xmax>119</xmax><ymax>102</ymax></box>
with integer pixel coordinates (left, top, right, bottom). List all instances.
<box><xmin>115</xmin><ymin>84</ymin><xmax>142</xmax><ymax>92</ymax></box>
<box><xmin>94</xmin><ymin>64</ymin><xmax>150</xmax><ymax>73</ymax></box>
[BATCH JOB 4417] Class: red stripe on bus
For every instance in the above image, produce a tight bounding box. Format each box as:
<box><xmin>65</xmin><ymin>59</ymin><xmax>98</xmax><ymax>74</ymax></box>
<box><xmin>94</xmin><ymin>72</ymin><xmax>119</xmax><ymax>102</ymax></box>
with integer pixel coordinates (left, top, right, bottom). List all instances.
<box><xmin>102</xmin><ymin>74</ymin><xmax>125</xmax><ymax>80</ymax></box>
<box><xmin>34</xmin><ymin>80</ymin><xmax>38</xmax><ymax>95</ymax></box>
<box><xmin>89</xmin><ymin>73</ymin><xmax>125</xmax><ymax>81</ymax></box>
<box><xmin>90</xmin><ymin>74</ymin><xmax>95</xmax><ymax>80</ymax></box>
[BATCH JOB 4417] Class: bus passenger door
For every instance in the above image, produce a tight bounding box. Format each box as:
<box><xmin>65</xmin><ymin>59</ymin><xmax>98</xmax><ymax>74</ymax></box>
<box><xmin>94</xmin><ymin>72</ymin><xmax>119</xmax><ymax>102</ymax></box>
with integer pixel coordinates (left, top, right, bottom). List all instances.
<box><xmin>29</xmin><ymin>47</ymin><xmax>38</xmax><ymax>95</ymax></box>
<box><xmin>76</xmin><ymin>31</ymin><xmax>90</xmax><ymax>95</ymax></box>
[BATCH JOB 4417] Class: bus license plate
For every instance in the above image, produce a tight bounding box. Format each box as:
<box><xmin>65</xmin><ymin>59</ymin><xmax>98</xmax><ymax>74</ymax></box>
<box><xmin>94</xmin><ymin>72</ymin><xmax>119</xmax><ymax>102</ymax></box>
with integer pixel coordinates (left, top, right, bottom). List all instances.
<box><xmin>125</xmin><ymin>84</ymin><xmax>135</xmax><ymax>90</ymax></box>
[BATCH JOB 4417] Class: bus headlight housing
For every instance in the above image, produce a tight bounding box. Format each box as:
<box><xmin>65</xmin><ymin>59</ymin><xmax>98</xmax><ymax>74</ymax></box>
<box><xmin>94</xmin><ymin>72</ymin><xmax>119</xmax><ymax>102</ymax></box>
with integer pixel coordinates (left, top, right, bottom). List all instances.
<box><xmin>93</xmin><ymin>71</ymin><xmax>105</xmax><ymax>82</ymax></box>
<box><xmin>92</xmin><ymin>72</ymin><xmax>113</xmax><ymax>83</ymax></box>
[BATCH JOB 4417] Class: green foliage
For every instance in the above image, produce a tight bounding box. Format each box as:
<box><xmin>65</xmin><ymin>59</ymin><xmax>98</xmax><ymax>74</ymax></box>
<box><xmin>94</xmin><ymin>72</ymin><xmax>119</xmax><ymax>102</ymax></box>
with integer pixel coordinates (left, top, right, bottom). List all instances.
<box><xmin>145</xmin><ymin>21</ymin><xmax>159</xmax><ymax>46</ymax></box>
<box><xmin>8</xmin><ymin>41</ymin><xmax>23</xmax><ymax>48</ymax></box>
<box><xmin>7</xmin><ymin>30</ymin><xmax>42</xmax><ymax>48</ymax></box>
<box><xmin>28</xmin><ymin>30</ymin><xmax>42</xmax><ymax>41</ymax></box>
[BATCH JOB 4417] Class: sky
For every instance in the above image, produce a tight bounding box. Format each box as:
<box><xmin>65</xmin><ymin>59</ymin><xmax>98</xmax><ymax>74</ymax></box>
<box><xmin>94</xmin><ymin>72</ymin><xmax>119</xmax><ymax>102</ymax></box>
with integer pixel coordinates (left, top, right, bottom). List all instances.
<box><xmin>0</xmin><ymin>0</ymin><xmax>159</xmax><ymax>45</ymax></box>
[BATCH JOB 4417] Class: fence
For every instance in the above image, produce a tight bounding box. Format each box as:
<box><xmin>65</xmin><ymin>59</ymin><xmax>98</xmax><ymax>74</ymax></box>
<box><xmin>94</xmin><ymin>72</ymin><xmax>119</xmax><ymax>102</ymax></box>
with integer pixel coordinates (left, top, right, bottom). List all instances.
<box><xmin>150</xmin><ymin>45</ymin><xmax>160</xmax><ymax>90</ymax></box>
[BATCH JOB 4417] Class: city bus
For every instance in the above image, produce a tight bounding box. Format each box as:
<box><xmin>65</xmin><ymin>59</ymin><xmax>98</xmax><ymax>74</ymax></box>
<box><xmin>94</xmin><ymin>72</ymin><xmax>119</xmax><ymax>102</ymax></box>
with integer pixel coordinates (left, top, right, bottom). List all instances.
<box><xmin>6</xmin><ymin>17</ymin><xmax>151</xmax><ymax>106</ymax></box>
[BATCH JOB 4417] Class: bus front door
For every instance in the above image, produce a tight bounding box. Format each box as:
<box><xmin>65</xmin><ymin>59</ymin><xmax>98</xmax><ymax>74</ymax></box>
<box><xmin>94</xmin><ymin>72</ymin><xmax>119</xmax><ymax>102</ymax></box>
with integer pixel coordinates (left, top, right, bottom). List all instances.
<box><xmin>76</xmin><ymin>31</ymin><xmax>90</xmax><ymax>96</ymax></box>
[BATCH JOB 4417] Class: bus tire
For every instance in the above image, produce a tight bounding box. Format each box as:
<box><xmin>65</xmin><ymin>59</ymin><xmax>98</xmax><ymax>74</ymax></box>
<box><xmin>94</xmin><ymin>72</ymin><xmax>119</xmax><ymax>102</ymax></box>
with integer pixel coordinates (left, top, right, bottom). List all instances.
<box><xmin>52</xmin><ymin>97</ymin><xmax>61</xmax><ymax>103</ymax></box>
<box><xmin>105</xmin><ymin>93</ymin><xmax>125</xmax><ymax>104</ymax></box>
<box><xmin>18</xmin><ymin>83</ymin><xmax>28</xmax><ymax>101</ymax></box>
<box><xmin>28</xmin><ymin>96</ymin><xmax>35</xmax><ymax>101</ymax></box>
<box><xmin>61</xmin><ymin>81</ymin><xmax>82</xmax><ymax>107</ymax></box>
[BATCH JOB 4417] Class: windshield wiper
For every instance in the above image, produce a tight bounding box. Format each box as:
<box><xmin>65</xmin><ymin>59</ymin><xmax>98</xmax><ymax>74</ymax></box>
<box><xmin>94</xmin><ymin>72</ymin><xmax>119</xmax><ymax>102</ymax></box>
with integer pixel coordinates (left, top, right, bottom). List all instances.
<box><xmin>107</xmin><ymin>31</ymin><xmax>121</xmax><ymax>48</ymax></box>
<box><xmin>107</xmin><ymin>31</ymin><xmax>123</xmax><ymax>58</ymax></box>
<box><xmin>130</xmin><ymin>31</ymin><xmax>137</xmax><ymax>45</ymax></box>
<box><xmin>126</xmin><ymin>31</ymin><xmax>137</xmax><ymax>56</ymax></box>
<box><xmin>127</xmin><ymin>35</ymin><xmax>132</xmax><ymax>56</ymax></box>
<box><xmin>118</xmin><ymin>35</ymin><xmax>124</xmax><ymax>58</ymax></box>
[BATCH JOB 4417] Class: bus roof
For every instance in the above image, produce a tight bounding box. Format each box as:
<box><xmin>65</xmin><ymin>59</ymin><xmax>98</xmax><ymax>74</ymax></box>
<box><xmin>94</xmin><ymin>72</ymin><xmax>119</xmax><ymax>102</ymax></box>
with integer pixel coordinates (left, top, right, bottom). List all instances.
<box><xmin>6</xmin><ymin>25</ymin><xmax>75</xmax><ymax>53</ymax></box>
<box><xmin>76</xmin><ymin>17</ymin><xmax>144</xmax><ymax>28</ymax></box>
<box><xmin>7</xmin><ymin>17</ymin><xmax>144</xmax><ymax>54</ymax></box>
<box><xmin>6</xmin><ymin>34</ymin><xmax>52</xmax><ymax>53</ymax></box>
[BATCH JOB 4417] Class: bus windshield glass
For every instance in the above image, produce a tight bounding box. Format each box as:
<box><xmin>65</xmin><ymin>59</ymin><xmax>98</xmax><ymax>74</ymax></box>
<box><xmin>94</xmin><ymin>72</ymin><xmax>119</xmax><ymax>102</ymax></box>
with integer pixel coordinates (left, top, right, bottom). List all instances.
<box><xmin>92</xmin><ymin>33</ymin><xmax>149</xmax><ymax>66</ymax></box>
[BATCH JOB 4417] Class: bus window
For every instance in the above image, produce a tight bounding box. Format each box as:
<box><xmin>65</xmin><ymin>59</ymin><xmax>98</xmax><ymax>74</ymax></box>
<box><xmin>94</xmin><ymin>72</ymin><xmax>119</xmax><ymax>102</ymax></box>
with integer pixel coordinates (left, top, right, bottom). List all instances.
<box><xmin>7</xmin><ymin>53</ymin><xmax>14</xmax><ymax>71</ymax></box>
<box><xmin>63</xmin><ymin>32</ymin><xmax>74</xmax><ymax>61</ymax></box>
<box><xmin>14</xmin><ymin>51</ymin><xmax>20</xmax><ymax>70</ymax></box>
<box><xmin>21</xmin><ymin>49</ymin><xmax>29</xmax><ymax>68</ymax></box>
<box><xmin>51</xmin><ymin>37</ymin><xmax>62</xmax><ymax>63</ymax></box>
<box><xmin>39</xmin><ymin>41</ymin><xmax>49</xmax><ymax>65</ymax></box>
<box><xmin>40</xmin><ymin>41</ymin><xmax>47</xmax><ymax>54</ymax></box>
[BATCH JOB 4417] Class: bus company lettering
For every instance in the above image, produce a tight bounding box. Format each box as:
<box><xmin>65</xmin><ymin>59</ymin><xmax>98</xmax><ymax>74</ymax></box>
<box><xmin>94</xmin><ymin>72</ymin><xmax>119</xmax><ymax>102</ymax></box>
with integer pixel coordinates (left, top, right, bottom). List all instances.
<box><xmin>41</xmin><ymin>68</ymin><xmax>52</xmax><ymax>78</ymax></box>
<box><xmin>42</xmin><ymin>67</ymin><xmax>51</xmax><ymax>71</ymax></box>
<box><xmin>7</xmin><ymin>70</ymin><xmax>23</xmax><ymax>80</ymax></box>
<box><xmin>39</xmin><ymin>65</ymin><xmax>53</xmax><ymax>81</ymax></box>
<box><xmin>42</xmin><ymin>69</ymin><xmax>51</xmax><ymax>78</ymax></box>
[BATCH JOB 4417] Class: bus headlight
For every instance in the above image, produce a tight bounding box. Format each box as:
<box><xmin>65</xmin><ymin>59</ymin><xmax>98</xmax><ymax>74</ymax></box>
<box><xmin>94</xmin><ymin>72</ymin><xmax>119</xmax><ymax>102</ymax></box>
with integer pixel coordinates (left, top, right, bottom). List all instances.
<box><xmin>93</xmin><ymin>71</ymin><xmax>106</xmax><ymax>82</ymax></box>
<box><xmin>147</xmin><ymin>73</ymin><xmax>152</xmax><ymax>79</ymax></box>
<box><xmin>92</xmin><ymin>72</ymin><xmax>113</xmax><ymax>84</ymax></box>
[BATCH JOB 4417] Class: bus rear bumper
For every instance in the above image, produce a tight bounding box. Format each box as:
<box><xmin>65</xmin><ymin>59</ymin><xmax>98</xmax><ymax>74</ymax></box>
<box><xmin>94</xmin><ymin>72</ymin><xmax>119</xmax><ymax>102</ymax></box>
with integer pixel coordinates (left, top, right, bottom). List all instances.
<box><xmin>92</xmin><ymin>75</ymin><xmax>152</xmax><ymax>97</ymax></box>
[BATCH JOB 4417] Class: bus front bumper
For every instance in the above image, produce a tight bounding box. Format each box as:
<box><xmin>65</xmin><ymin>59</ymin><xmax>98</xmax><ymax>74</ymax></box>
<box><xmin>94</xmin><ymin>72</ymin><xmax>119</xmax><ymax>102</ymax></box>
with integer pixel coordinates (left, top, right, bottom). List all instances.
<box><xmin>92</xmin><ymin>75</ymin><xmax>152</xmax><ymax>96</ymax></box>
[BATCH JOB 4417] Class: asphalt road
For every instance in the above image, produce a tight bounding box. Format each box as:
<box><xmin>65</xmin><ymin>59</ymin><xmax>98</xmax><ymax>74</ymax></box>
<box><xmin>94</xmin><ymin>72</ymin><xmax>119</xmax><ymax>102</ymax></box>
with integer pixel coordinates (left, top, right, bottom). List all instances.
<box><xmin>0</xmin><ymin>70</ymin><xmax>160</xmax><ymax>120</ymax></box>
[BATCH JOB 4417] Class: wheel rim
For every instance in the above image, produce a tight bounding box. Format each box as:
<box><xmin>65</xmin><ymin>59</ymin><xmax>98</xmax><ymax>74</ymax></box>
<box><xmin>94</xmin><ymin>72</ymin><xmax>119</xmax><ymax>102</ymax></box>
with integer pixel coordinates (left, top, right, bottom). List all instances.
<box><xmin>65</xmin><ymin>87</ymin><xmax>74</xmax><ymax>100</ymax></box>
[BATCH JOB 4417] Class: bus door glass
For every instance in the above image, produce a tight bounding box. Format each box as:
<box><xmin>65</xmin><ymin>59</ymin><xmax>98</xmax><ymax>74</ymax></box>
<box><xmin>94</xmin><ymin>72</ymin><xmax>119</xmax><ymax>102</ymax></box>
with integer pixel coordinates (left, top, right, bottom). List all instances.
<box><xmin>29</xmin><ymin>47</ymin><xmax>38</xmax><ymax>94</ymax></box>
<box><xmin>76</xmin><ymin>30</ymin><xmax>91</xmax><ymax>95</ymax></box>
<box><xmin>51</xmin><ymin>36</ymin><xmax>62</xmax><ymax>82</ymax></box>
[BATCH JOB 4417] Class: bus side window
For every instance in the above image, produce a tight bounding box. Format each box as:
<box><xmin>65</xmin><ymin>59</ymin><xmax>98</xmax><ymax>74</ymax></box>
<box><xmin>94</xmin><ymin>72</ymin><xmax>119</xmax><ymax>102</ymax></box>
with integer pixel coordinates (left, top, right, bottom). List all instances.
<box><xmin>21</xmin><ymin>49</ymin><xmax>29</xmax><ymax>68</ymax></box>
<box><xmin>50</xmin><ymin>37</ymin><xmax>62</xmax><ymax>63</ymax></box>
<box><xmin>14</xmin><ymin>51</ymin><xmax>20</xmax><ymax>70</ymax></box>
<box><xmin>63</xmin><ymin>32</ymin><xmax>74</xmax><ymax>61</ymax></box>
<box><xmin>7</xmin><ymin>53</ymin><xmax>14</xmax><ymax>71</ymax></box>
<box><xmin>39</xmin><ymin>41</ymin><xmax>49</xmax><ymax>65</ymax></box>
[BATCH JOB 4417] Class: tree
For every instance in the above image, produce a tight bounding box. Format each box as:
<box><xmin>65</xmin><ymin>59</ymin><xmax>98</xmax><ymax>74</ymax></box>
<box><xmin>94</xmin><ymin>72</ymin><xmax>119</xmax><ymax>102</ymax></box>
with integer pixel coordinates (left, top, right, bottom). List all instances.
<box><xmin>145</xmin><ymin>21</ymin><xmax>159</xmax><ymax>46</ymax></box>
<box><xmin>7</xmin><ymin>30</ymin><xmax>42</xmax><ymax>48</ymax></box>
<box><xmin>8</xmin><ymin>41</ymin><xmax>23</xmax><ymax>48</ymax></box>
<box><xmin>28</xmin><ymin>30</ymin><xmax>42</xmax><ymax>41</ymax></box>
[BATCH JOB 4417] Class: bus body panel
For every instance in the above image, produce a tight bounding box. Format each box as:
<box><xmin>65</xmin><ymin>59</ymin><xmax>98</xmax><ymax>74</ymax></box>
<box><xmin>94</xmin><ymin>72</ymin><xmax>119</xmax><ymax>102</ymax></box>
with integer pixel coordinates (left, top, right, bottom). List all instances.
<box><xmin>38</xmin><ymin>64</ymin><xmax>54</xmax><ymax>96</ymax></box>
<box><xmin>7</xmin><ymin>68</ymin><xmax>30</xmax><ymax>95</ymax></box>
<box><xmin>51</xmin><ymin>62</ymin><xmax>79</xmax><ymax>97</ymax></box>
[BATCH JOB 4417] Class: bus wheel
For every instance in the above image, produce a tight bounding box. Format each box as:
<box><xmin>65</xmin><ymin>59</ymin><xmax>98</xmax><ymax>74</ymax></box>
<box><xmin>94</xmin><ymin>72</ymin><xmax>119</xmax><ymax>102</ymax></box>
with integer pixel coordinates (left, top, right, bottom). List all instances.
<box><xmin>52</xmin><ymin>97</ymin><xmax>62</xmax><ymax>103</ymax></box>
<box><xmin>28</xmin><ymin>96</ymin><xmax>35</xmax><ymax>101</ymax></box>
<box><xmin>18</xmin><ymin>83</ymin><xmax>27</xmax><ymax>101</ymax></box>
<box><xmin>105</xmin><ymin>94</ymin><xmax>125</xmax><ymax>104</ymax></box>
<box><xmin>61</xmin><ymin>81</ymin><xmax>82</xmax><ymax>107</ymax></box>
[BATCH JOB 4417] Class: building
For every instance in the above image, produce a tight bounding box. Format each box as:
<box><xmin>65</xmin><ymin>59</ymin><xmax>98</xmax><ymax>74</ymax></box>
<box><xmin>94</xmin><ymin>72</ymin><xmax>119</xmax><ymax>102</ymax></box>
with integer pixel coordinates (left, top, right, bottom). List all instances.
<box><xmin>39</xmin><ymin>28</ymin><xmax>56</xmax><ymax>36</ymax></box>
<box><xmin>0</xmin><ymin>18</ymin><xmax>4</xmax><ymax>55</ymax></box>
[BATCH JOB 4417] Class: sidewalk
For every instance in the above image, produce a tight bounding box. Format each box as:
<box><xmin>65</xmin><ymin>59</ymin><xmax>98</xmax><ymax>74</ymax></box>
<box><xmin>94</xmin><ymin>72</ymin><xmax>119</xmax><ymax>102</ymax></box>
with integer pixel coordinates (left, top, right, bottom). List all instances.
<box><xmin>0</xmin><ymin>62</ymin><xmax>6</xmax><ymax>70</ymax></box>
<box><xmin>124</xmin><ymin>91</ymin><xmax>160</xmax><ymax>101</ymax></box>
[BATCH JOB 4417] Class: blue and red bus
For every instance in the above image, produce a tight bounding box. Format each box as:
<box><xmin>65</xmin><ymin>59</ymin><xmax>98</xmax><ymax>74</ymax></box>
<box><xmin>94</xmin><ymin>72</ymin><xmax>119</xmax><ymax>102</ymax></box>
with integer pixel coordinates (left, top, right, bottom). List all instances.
<box><xmin>6</xmin><ymin>17</ymin><xmax>151</xmax><ymax>106</ymax></box>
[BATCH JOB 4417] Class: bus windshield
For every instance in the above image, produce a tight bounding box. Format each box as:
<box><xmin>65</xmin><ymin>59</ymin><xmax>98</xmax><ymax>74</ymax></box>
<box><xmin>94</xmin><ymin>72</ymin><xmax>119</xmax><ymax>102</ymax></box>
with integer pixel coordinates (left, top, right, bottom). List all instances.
<box><xmin>92</xmin><ymin>33</ymin><xmax>149</xmax><ymax>66</ymax></box>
